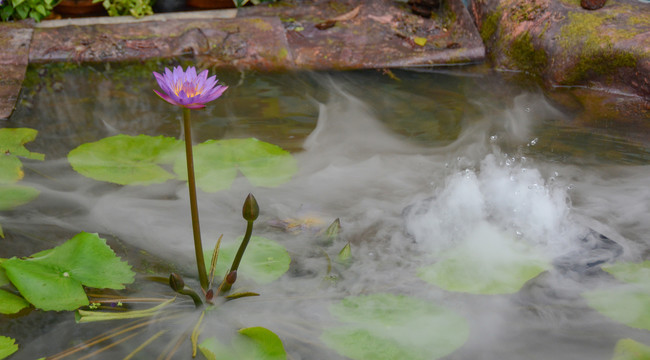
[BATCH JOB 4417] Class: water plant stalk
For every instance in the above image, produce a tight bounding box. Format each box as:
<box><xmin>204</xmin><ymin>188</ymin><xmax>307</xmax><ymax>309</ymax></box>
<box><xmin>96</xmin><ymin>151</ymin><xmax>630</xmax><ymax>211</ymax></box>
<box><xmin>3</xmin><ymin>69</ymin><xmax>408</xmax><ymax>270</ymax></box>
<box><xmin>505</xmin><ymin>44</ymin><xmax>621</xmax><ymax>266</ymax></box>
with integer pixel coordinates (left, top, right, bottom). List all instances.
<box><xmin>182</xmin><ymin>108</ymin><xmax>209</xmax><ymax>292</ymax></box>
<box><xmin>221</xmin><ymin>194</ymin><xmax>258</xmax><ymax>292</ymax></box>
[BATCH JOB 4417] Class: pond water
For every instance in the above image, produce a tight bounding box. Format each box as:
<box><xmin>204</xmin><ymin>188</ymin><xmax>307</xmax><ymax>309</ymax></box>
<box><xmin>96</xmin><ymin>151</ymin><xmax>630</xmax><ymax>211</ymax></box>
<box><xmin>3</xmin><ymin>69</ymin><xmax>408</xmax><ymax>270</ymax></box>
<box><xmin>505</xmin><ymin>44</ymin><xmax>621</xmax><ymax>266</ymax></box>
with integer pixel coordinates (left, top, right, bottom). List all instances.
<box><xmin>2</xmin><ymin>61</ymin><xmax>649</xmax><ymax>359</ymax></box>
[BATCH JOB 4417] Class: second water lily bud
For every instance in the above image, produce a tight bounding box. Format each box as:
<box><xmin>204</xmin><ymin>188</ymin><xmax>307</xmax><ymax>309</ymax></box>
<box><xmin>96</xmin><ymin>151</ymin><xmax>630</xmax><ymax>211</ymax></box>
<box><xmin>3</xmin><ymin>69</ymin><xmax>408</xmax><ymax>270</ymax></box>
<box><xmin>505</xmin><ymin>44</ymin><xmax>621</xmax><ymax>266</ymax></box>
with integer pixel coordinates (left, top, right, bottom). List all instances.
<box><xmin>169</xmin><ymin>273</ymin><xmax>185</xmax><ymax>292</ymax></box>
<box><xmin>226</xmin><ymin>270</ymin><xmax>238</xmax><ymax>285</ymax></box>
<box><xmin>242</xmin><ymin>193</ymin><xmax>259</xmax><ymax>221</ymax></box>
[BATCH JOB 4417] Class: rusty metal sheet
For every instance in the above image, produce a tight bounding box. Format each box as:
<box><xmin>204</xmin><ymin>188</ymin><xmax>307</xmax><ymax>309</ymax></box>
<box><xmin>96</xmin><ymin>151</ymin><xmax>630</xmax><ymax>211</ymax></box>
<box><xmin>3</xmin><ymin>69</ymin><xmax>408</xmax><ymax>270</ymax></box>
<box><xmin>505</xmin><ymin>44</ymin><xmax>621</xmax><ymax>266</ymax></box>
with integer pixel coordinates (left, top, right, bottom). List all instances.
<box><xmin>240</xmin><ymin>0</ymin><xmax>485</xmax><ymax>69</ymax></box>
<box><xmin>29</xmin><ymin>17</ymin><xmax>295</xmax><ymax>70</ymax></box>
<box><xmin>0</xmin><ymin>21</ymin><xmax>34</xmax><ymax>120</ymax></box>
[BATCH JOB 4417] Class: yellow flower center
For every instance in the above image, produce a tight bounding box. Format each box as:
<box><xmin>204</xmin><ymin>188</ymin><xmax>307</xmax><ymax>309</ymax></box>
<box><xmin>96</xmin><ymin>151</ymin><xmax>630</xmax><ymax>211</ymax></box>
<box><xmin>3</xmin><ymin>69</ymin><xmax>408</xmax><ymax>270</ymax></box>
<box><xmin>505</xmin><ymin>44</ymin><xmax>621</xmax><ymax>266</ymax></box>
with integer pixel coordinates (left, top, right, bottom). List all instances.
<box><xmin>173</xmin><ymin>81</ymin><xmax>202</xmax><ymax>98</ymax></box>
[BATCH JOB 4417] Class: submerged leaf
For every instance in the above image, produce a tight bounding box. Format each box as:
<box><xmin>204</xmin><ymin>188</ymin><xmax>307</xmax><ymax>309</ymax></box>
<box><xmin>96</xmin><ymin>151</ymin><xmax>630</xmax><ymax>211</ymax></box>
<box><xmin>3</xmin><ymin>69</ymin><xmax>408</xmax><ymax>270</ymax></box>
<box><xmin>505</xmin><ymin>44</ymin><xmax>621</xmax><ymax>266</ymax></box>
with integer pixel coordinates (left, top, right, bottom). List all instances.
<box><xmin>2</xmin><ymin>232</ymin><xmax>135</xmax><ymax>311</ymax></box>
<box><xmin>175</xmin><ymin>138</ymin><xmax>297</xmax><ymax>192</ymax></box>
<box><xmin>0</xmin><ymin>184</ymin><xmax>40</xmax><ymax>211</ymax></box>
<box><xmin>321</xmin><ymin>293</ymin><xmax>469</xmax><ymax>360</ymax></box>
<box><xmin>205</xmin><ymin>236</ymin><xmax>290</xmax><ymax>284</ymax></box>
<box><xmin>603</xmin><ymin>261</ymin><xmax>650</xmax><ymax>285</ymax></box>
<box><xmin>68</xmin><ymin>134</ymin><xmax>183</xmax><ymax>185</ymax></box>
<box><xmin>199</xmin><ymin>327</ymin><xmax>286</xmax><ymax>360</ymax></box>
<box><xmin>611</xmin><ymin>339</ymin><xmax>650</xmax><ymax>360</ymax></box>
<box><xmin>0</xmin><ymin>336</ymin><xmax>19</xmax><ymax>360</ymax></box>
<box><xmin>0</xmin><ymin>289</ymin><xmax>30</xmax><ymax>314</ymax></box>
<box><xmin>583</xmin><ymin>286</ymin><xmax>650</xmax><ymax>331</ymax></box>
<box><xmin>418</xmin><ymin>222</ymin><xmax>549</xmax><ymax>294</ymax></box>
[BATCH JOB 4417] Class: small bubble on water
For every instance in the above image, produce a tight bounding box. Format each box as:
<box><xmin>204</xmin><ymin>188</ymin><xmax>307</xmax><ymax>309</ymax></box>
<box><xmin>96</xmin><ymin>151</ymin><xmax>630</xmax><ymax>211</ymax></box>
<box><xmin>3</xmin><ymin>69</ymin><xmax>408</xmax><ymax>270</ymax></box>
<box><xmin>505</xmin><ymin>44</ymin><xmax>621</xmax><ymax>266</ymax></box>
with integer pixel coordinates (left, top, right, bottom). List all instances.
<box><xmin>529</xmin><ymin>138</ymin><xmax>538</xmax><ymax>146</ymax></box>
<box><xmin>516</xmin><ymin>231</ymin><xmax>523</xmax><ymax>238</ymax></box>
<box><xmin>554</xmin><ymin>171</ymin><xmax>559</xmax><ymax>177</ymax></box>
<box><xmin>568</xmin><ymin>184</ymin><xmax>575</xmax><ymax>190</ymax></box>
<box><xmin>490</xmin><ymin>135</ymin><xmax>498</xmax><ymax>142</ymax></box>
<box><xmin>521</xmin><ymin>168</ymin><xmax>527</xmax><ymax>173</ymax></box>
<box><xmin>525</xmin><ymin>107</ymin><xmax>531</xmax><ymax>113</ymax></box>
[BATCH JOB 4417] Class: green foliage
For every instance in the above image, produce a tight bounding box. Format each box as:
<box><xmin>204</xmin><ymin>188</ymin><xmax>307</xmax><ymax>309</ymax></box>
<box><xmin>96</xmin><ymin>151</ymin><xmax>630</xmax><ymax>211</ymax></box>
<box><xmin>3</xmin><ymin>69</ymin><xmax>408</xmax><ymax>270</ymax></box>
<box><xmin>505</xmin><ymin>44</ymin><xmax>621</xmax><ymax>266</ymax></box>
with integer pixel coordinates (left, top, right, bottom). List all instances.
<box><xmin>0</xmin><ymin>336</ymin><xmax>18</xmax><ymax>360</ymax></box>
<box><xmin>321</xmin><ymin>293</ymin><xmax>469</xmax><ymax>360</ymax></box>
<box><xmin>611</xmin><ymin>339</ymin><xmax>650</xmax><ymax>360</ymax></box>
<box><xmin>232</xmin><ymin>0</ymin><xmax>277</xmax><ymax>7</ymax></box>
<box><xmin>68</xmin><ymin>135</ymin><xmax>296</xmax><ymax>192</ymax></box>
<box><xmin>93</xmin><ymin>0</ymin><xmax>152</xmax><ymax>17</ymax></box>
<box><xmin>68</xmin><ymin>134</ymin><xmax>183</xmax><ymax>186</ymax></box>
<box><xmin>507</xmin><ymin>31</ymin><xmax>547</xmax><ymax>75</ymax></box>
<box><xmin>2</xmin><ymin>232</ymin><xmax>135</xmax><ymax>311</ymax></box>
<box><xmin>0</xmin><ymin>0</ymin><xmax>57</xmax><ymax>21</ymax></box>
<box><xmin>174</xmin><ymin>138</ymin><xmax>297</xmax><ymax>193</ymax></box>
<box><xmin>0</xmin><ymin>289</ymin><xmax>30</xmax><ymax>314</ymax></box>
<box><xmin>205</xmin><ymin>236</ymin><xmax>290</xmax><ymax>284</ymax></box>
<box><xmin>583</xmin><ymin>261</ymin><xmax>650</xmax><ymax>331</ymax></box>
<box><xmin>418</xmin><ymin>222</ymin><xmax>549</xmax><ymax>294</ymax></box>
<box><xmin>199</xmin><ymin>327</ymin><xmax>287</xmax><ymax>360</ymax></box>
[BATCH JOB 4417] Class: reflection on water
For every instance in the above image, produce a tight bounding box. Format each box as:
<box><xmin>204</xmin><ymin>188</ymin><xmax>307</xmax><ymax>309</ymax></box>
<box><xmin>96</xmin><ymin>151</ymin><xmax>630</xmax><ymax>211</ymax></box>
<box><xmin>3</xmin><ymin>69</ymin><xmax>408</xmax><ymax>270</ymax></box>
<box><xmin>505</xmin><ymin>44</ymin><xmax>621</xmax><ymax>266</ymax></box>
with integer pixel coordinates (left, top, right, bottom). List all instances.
<box><xmin>3</xmin><ymin>62</ymin><xmax>650</xmax><ymax>359</ymax></box>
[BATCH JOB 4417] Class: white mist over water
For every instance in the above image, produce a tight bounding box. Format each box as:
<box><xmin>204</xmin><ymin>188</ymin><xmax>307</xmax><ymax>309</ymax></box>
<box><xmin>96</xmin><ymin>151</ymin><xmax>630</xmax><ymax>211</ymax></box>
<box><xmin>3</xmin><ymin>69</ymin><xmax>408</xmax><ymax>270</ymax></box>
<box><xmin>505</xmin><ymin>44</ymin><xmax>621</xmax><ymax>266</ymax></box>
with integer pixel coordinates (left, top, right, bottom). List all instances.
<box><xmin>7</xmin><ymin>69</ymin><xmax>650</xmax><ymax>359</ymax></box>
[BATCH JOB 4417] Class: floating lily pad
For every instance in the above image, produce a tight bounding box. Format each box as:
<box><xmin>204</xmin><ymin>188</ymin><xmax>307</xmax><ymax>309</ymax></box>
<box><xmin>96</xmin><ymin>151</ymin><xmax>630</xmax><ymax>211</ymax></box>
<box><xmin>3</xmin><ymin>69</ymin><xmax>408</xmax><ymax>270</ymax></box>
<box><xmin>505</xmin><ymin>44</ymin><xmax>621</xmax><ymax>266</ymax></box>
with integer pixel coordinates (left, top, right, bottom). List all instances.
<box><xmin>0</xmin><ymin>184</ymin><xmax>40</xmax><ymax>211</ymax></box>
<box><xmin>0</xmin><ymin>128</ymin><xmax>45</xmax><ymax>161</ymax></box>
<box><xmin>2</xmin><ymin>232</ymin><xmax>135</xmax><ymax>311</ymax></box>
<box><xmin>206</xmin><ymin>236</ymin><xmax>290</xmax><ymax>284</ymax></box>
<box><xmin>418</xmin><ymin>222</ymin><xmax>549</xmax><ymax>294</ymax></box>
<box><xmin>174</xmin><ymin>138</ymin><xmax>297</xmax><ymax>192</ymax></box>
<box><xmin>199</xmin><ymin>327</ymin><xmax>287</xmax><ymax>360</ymax></box>
<box><xmin>0</xmin><ymin>289</ymin><xmax>30</xmax><ymax>314</ymax></box>
<box><xmin>68</xmin><ymin>134</ymin><xmax>183</xmax><ymax>185</ymax></box>
<box><xmin>0</xmin><ymin>336</ymin><xmax>18</xmax><ymax>360</ymax></box>
<box><xmin>612</xmin><ymin>339</ymin><xmax>650</xmax><ymax>360</ymax></box>
<box><xmin>603</xmin><ymin>261</ymin><xmax>650</xmax><ymax>285</ymax></box>
<box><xmin>321</xmin><ymin>293</ymin><xmax>469</xmax><ymax>360</ymax></box>
<box><xmin>0</xmin><ymin>128</ymin><xmax>44</xmax><ymax>184</ymax></box>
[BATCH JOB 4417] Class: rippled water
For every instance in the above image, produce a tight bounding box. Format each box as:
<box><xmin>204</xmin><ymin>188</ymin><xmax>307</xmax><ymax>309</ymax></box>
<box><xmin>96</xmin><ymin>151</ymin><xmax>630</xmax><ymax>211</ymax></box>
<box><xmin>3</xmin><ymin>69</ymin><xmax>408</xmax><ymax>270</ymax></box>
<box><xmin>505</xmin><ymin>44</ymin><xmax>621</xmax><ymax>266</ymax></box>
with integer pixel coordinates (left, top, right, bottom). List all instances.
<box><xmin>3</xmin><ymin>62</ymin><xmax>649</xmax><ymax>359</ymax></box>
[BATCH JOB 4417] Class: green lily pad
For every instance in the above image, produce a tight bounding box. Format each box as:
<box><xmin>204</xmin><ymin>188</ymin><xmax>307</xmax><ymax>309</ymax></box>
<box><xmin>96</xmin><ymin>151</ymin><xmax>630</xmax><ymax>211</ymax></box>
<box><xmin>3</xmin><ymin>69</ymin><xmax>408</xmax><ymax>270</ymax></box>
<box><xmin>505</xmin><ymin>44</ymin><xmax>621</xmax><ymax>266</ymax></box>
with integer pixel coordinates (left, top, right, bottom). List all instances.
<box><xmin>1</xmin><ymin>232</ymin><xmax>135</xmax><ymax>311</ymax></box>
<box><xmin>321</xmin><ymin>293</ymin><xmax>469</xmax><ymax>360</ymax></box>
<box><xmin>68</xmin><ymin>134</ymin><xmax>183</xmax><ymax>185</ymax></box>
<box><xmin>0</xmin><ymin>128</ymin><xmax>44</xmax><ymax>185</ymax></box>
<box><xmin>199</xmin><ymin>327</ymin><xmax>287</xmax><ymax>360</ymax></box>
<box><xmin>418</xmin><ymin>222</ymin><xmax>549</xmax><ymax>294</ymax></box>
<box><xmin>0</xmin><ymin>336</ymin><xmax>18</xmax><ymax>360</ymax></box>
<box><xmin>0</xmin><ymin>184</ymin><xmax>40</xmax><ymax>211</ymax></box>
<box><xmin>0</xmin><ymin>128</ymin><xmax>44</xmax><ymax>161</ymax></box>
<box><xmin>603</xmin><ymin>261</ymin><xmax>650</xmax><ymax>285</ymax></box>
<box><xmin>584</xmin><ymin>286</ymin><xmax>650</xmax><ymax>331</ymax></box>
<box><xmin>612</xmin><ymin>339</ymin><xmax>650</xmax><ymax>360</ymax></box>
<box><xmin>0</xmin><ymin>289</ymin><xmax>30</xmax><ymax>314</ymax></box>
<box><xmin>206</xmin><ymin>236</ymin><xmax>290</xmax><ymax>284</ymax></box>
<box><xmin>174</xmin><ymin>138</ymin><xmax>297</xmax><ymax>193</ymax></box>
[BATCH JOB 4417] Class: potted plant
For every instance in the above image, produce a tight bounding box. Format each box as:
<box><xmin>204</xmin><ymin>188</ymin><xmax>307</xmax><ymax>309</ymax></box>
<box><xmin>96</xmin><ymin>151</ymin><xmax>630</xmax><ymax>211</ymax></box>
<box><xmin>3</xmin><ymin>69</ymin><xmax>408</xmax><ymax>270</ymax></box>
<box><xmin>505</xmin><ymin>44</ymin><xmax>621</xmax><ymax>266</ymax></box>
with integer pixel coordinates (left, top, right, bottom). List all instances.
<box><xmin>93</xmin><ymin>0</ymin><xmax>153</xmax><ymax>18</ymax></box>
<box><xmin>0</xmin><ymin>0</ymin><xmax>59</xmax><ymax>21</ymax></box>
<box><xmin>54</xmin><ymin>0</ymin><xmax>104</xmax><ymax>17</ymax></box>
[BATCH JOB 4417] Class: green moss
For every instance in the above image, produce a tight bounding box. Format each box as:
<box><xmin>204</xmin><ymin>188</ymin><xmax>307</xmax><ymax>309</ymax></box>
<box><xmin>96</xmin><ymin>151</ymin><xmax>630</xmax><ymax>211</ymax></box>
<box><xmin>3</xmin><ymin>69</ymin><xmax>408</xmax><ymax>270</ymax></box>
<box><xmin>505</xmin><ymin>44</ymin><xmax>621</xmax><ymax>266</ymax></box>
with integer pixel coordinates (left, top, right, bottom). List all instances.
<box><xmin>627</xmin><ymin>13</ymin><xmax>650</xmax><ymax>27</ymax></box>
<box><xmin>480</xmin><ymin>10</ymin><xmax>501</xmax><ymax>43</ymax></box>
<box><xmin>559</xmin><ymin>11</ymin><xmax>638</xmax><ymax>83</ymax></box>
<box><xmin>507</xmin><ymin>31</ymin><xmax>547</xmax><ymax>75</ymax></box>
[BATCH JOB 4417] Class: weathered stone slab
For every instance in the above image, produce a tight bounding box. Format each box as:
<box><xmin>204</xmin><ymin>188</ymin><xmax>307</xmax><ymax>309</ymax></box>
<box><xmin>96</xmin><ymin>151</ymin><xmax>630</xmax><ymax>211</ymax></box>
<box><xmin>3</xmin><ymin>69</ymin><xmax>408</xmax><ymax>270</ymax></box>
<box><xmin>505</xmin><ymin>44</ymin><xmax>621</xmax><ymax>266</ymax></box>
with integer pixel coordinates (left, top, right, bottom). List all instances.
<box><xmin>239</xmin><ymin>0</ymin><xmax>485</xmax><ymax>69</ymax></box>
<box><xmin>469</xmin><ymin>0</ymin><xmax>650</xmax><ymax>99</ymax></box>
<box><xmin>0</xmin><ymin>21</ymin><xmax>34</xmax><ymax>120</ymax></box>
<box><xmin>29</xmin><ymin>16</ymin><xmax>295</xmax><ymax>70</ymax></box>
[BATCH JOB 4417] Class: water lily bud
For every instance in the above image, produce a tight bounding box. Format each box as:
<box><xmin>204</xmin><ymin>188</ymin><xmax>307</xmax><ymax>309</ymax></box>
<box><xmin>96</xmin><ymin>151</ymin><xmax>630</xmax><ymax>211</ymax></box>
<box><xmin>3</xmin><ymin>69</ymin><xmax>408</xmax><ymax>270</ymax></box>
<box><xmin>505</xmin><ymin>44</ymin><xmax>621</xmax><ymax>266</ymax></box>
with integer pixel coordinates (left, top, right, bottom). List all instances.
<box><xmin>205</xmin><ymin>288</ymin><xmax>214</xmax><ymax>301</ymax></box>
<box><xmin>226</xmin><ymin>270</ymin><xmax>237</xmax><ymax>285</ymax></box>
<box><xmin>242</xmin><ymin>193</ymin><xmax>259</xmax><ymax>221</ymax></box>
<box><xmin>169</xmin><ymin>273</ymin><xmax>185</xmax><ymax>292</ymax></box>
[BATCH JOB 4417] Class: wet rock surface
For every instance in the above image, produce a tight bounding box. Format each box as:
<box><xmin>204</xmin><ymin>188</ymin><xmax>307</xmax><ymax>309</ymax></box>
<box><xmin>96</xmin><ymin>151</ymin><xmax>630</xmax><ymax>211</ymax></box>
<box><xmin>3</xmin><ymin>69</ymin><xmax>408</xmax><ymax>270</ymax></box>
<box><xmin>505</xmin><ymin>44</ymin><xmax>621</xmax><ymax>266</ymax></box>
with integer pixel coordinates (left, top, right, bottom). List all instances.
<box><xmin>0</xmin><ymin>21</ymin><xmax>33</xmax><ymax>120</ymax></box>
<box><xmin>468</xmin><ymin>0</ymin><xmax>650</xmax><ymax>100</ymax></box>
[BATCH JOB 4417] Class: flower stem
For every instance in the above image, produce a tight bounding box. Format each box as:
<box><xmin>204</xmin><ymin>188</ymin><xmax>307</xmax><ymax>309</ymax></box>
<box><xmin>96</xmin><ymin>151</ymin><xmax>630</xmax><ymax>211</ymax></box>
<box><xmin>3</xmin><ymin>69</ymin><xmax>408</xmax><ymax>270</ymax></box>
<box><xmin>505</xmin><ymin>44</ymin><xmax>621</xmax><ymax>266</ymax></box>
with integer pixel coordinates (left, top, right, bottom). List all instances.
<box><xmin>182</xmin><ymin>108</ymin><xmax>209</xmax><ymax>292</ymax></box>
<box><xmin>221</xmin><ymin>220</ymin><xmax>254</xmax><ymax>293</ymax></box>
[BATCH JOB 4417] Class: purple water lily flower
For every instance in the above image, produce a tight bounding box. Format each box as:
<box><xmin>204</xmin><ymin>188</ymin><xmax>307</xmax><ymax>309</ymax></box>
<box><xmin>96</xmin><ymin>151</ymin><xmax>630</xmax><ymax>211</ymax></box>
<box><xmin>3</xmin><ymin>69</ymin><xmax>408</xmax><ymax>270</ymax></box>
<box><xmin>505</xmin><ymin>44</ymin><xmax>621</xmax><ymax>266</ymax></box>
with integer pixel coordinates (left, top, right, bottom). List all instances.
<box><xmin>153</xmin><ymin>66</ymin><xmax>227</xmax><ymax>109</ymax></box>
